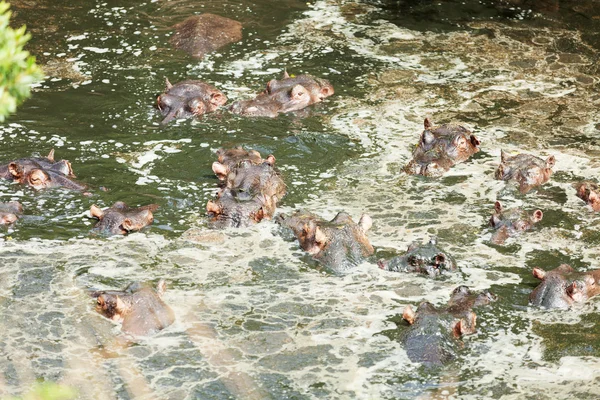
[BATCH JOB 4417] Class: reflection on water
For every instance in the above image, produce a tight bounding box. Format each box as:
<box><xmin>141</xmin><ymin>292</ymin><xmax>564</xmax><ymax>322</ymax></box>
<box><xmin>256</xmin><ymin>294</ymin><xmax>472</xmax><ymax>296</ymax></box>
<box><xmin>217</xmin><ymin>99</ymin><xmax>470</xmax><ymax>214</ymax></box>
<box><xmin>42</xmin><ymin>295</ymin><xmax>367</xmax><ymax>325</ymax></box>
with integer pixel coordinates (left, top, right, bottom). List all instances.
<box><xmin>2</xmin><ymin>0</ymin><xmax>600</xmax><ymax>398</ymax></box>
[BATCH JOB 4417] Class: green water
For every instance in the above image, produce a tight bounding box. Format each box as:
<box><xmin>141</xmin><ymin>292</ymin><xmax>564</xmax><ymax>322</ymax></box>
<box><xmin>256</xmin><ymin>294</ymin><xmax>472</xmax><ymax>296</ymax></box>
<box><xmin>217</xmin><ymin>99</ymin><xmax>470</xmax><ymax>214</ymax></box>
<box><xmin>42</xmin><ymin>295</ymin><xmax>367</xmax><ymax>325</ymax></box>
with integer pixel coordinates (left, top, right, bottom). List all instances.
<box><xmin>2</xmin><ymin>0</ymin><xmax>600</xmax><ymax>398</ymax></box>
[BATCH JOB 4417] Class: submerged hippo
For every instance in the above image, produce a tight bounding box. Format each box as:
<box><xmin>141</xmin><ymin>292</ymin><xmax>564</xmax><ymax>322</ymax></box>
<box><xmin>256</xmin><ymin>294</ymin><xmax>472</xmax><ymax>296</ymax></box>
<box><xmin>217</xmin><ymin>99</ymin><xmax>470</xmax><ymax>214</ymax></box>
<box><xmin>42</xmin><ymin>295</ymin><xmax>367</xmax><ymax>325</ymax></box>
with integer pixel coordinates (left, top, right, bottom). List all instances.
<box><xmin>212</xmin><ymin>146</ymin><xmax>276</xmax><ymax>181</ymax></box>
<box><xmin>401</xmin><ymin>286</ymin><xmax>497</xmax><ymax>367</ymax></box>
<box><xmin>276</xmin><ymin>210</ymin><xmax>374</xmax><ymax>273</ymax></box>
<box><xmin>207</xmin><ymin>148</ymin><xmax>286</xmax><ymax>228</ymax></box>
<box><xmin>90</xmin><ymin>202</ymin><xmax>158</xmax><ymax>235</ymax></box>
<box><xmin>229</xmin><ymin>71</ymin><xmax>334</xmax><ymax>117</ymax></box>
<box><xmin>405</xmin><ymin>117</ymin><xmax>480</xmax><ymax>177</ymax></box>
<box><xmin>488</xmin><ymin>201</ymin><xmax>543</xmax><ymax>245</ymax></box>
<box><xmin>0</xmin><ymin>150</ymin><xmax>84</xmax><ymax>191</ymax></box>
<box><xmin>92</xmin><ymin>280</ymin><xmax>175</xmax><ymax>337</ymax></box>
<box><xmin>495</xmin><ymin>150</ymin><xmax>555</xmax><ymax>193</ymax></box>
<box><xmin>378</xmin><ymin>237</ymin><xmax>457</xmax><ymax>277</ymax></box>
<box><xmin>0</xmin><ymin>201</ymin><xmax>23</xmax><ymax>225</ymax></box>
<box><xmin>575</xmin><ymin>182</ymin><xmax>600</xmax><ymax>211</ymax></box>
<box><xmin>530</xmin><ymin>264</ymin><xmax>600</xmax><ymax>309</ymax></box>
<box><xmin>170</xmin><ymin>14</ymin><xmax>242</xmax><ymax>59</ymax></box>
<box><xmin>157</xmin><ymin>78</ymin><xmax>227</xmax><ymax>124</ymax></box>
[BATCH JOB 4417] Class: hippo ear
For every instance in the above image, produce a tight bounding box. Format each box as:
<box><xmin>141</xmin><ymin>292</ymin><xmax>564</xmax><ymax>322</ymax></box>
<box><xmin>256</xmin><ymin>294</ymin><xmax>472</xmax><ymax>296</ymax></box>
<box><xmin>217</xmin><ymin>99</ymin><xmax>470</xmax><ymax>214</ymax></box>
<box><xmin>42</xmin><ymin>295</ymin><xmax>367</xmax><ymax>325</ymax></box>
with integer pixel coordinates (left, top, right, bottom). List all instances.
<box><xmin>402</xmin><ymin>305</ymin><xmax>415</xmax><ymax>325</ymax></box>
<box><xmin>495</xmin><ymin>163</ymin><xmax>504</xmax><ymax>180</ymax></box>
<box><xmin>114</xmin><ymin>295</ymin><xmax>128</xmax><ymax>315</ymax></box>
<box><xmin>8</xmin><ymin>162</ymin><xmax>23</xmax><ymax>180</ymax></box>
<box><xmin>532</xmin><ymin>210</ymin><xmax>543</xmax><ymax>223</ymax></box>
<box><xmin>532</xmin><ymin>267</ymin><xmax>546</xmax><ymax>280</ymax></box>
<box><xmin>206</xmin><ymin>200</ymin><xmax>222</xmax><ymax>216</ymax></box>
<box><xmin>266</xmin><ymin>79</ymin><xmax>276</xmax><ymax>94</ymax></box>
<box><xmin>90</xmin><ymin>205</ymin><xmax>104</xmax><ymax>220</ymax></box>
<box><xmin>546</xmin><ymin>155</ymin><xmax>556</xmax><ymax>169</ymax></box>
<box><xmin>282</xmin><ymin>69</ymin><xmax>290</xmax><ymax>79</ymax></box>
<box><xmin>212</xmin><ymin>162</ymin><xmax>229</xmax><ymax>180</ymax></box>
<box><xmin>121</xmin><ymin>218</ymin><xmax>134</xmax><ymax>232</ymax></box>
<box><xmin>452</xmin><ymin>319</ymin><xmax>467</xmax><ymax>338</ymax></box>
<box><xmin>454</xmin><ymin>314</ymin><xmax>477</xmax><ymax>337</ymax></box>
<box><xmin>358</xmin><ymin>214</ymin><xmax>372</xmax><ymax>232</ymax></box>
<box><xmin>470</xmin><ymin>135</ymin><xmax>480</xmax><ymax>147</ymax></box>
<box><xmin>314</xmin><ymin>226</ymin><xmax>328</xmax><ymax>247</ymax></box>
<box><xmin>156</xmin><ymin>279</ymin><xmax>167</xmax><ymax>297</ymax></box>
<box><xmin>47</xmin><ymin>149</ymin><xmax>55</xmax><ymax>162</ymax></box>
<box><xmin>290</xmin><ymin>85</ymin><xmax>307</xmax><ymax>100</ymax></box>
<box><xmin>424</xmin><ymin>117</ymin><xmax>433</xmax><ymax>130</ymax></box>
<box><xmin>435</xmin><ymin>253</ymin><xmax>446</xmax><ymax>265</ymax></box>
<box><xmin>566</xmin><ymin>281</ymin><xmax>585</xmax><ymax>302</ymax></box>
<box><xmin>500</xmin><ymin>150</ymin><xmax>509</xmax><ymax>163</ymax></box>
<box><xmin>494</xmin><ymin>201</ymin><xmax>503</xmax><ymax>214</ymax></box>
<box><xmin>209</xmin><ymin>92</ymin><xmax>226</xmax><ymax>107</ymax></box>
<box><xmin>577</xmin><ymin>183</ymin><xmax>588</xmax><ymax>197</ymax></box>
<box><xmin>265</xmin><ymin>154</ymin><xmax>276</xmax><ymax>166</ymax></box>
<box><xmin>320</xmin><ymin>86</ymin><xmax>333</xmax><ymax>98</ymax></box>
<box><xmin>165</xmin><ymin>77</ymin><xmax>173</xmax><ymax>91</ymax></box>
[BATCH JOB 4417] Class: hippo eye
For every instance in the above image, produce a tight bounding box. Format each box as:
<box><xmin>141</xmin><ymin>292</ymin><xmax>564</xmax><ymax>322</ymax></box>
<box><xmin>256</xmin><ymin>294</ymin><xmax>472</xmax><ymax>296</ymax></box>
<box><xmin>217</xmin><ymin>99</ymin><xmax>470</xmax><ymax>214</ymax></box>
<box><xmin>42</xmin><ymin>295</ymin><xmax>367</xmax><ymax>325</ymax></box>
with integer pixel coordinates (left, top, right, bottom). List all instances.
<box><xmin>454</xmin><ymin>136</ymin><xmax>466</xmax><ymax>148</ymax></box>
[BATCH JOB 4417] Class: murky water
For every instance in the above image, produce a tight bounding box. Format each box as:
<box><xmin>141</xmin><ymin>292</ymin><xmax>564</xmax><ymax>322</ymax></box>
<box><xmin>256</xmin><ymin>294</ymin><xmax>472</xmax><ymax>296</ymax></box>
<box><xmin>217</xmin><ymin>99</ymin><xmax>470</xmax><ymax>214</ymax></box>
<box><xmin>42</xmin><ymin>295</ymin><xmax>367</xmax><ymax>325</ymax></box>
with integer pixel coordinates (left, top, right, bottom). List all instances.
<box><xmin>2</xmin><ymin>0</ymin><xmax>600</xmax><ymax>398</ymax></box>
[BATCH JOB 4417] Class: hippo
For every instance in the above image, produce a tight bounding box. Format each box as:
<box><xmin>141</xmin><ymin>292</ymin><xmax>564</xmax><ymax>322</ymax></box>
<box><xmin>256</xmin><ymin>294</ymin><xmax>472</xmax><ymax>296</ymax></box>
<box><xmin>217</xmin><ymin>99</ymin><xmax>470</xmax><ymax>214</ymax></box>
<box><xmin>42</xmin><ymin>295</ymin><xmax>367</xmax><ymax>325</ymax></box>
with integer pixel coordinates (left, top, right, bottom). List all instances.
<box><xmin>404</xmin><ymin>118</ymin><xmax>480</xmax><ymax>177</ymax></box>
<box><xmin>276</xmin><ymin>210</ymin><xmax>374</xmax><ymax>273</ymax></box>
<box><xmin>377</xmin><ymin>237</ymin><xmax>457</xmax><ymax>277</ymax></box>
<box><xmin>90</xmin><ymin>202</ymin><xmax>159</xmax><ymax>235</ymax></box>
<box><xmin>212</xmin><ymin>146</ymin><xmax>276</xmax><ymax>181</ymax></box>
<box><xmin>0</xmin><ymin>201</ymin><xmax>23</xmax><ymax>225</ymax></box>
<box><xmin>170</xmin><ymin>14</ymin><xmax>242</xmax><ymax>59</ymax></box>
<box><xmin>488</xmin><ymin>201</ymin><xmax>543</xmax><ymax>245</ymax></box>
<box><xmin>575</xmin><ymin>182</ymin><xmax>600</xmax><ymax>211</ymax></box>
<box><xmin>91</xmin><ymin>280</ymin><xmax>175</xmax><ymax>337</ymax></box>
<box><xmin>157</xmin><ymin>78</ymin><xmax>227</xmax><ymax>124</ymax></box>
<box><xmin>529</xmin><ymin>264</ymin><xmax>600</xmax><ymax>309</ymax></box>
<box><xmin>0</xmin><ymin>149</ymin><xmax>74</xmax><ymax>179</ymax></box>
<box><xmin>229</xmin><ymin>72</ymin><xmax>334</xmax><ymax>117</ymax></box>
<box><xmin>495</xmin><ymin>150</ymin><xmax>555</xmax><ymax>193</ymax></box>
<box><xmin>206</xmin><ymin>188</ymin><xmax>272</xmax><ymax>228</ymax></box>
<box><xmin>401</xmin><ymin>286</ymin><xmax>497</xmax><ymax>367</ymax></box>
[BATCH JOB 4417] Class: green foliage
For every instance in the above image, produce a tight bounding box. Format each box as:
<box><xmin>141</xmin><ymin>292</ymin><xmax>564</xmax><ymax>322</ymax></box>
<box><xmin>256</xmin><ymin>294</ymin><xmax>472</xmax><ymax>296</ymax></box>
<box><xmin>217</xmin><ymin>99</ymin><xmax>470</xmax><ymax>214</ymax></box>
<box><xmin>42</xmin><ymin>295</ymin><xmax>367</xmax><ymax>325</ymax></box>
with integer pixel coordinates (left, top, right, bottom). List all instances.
<box><xmin>3</xmin><ymin>382</ymin><xmax>77</xmax><ymax>400</ymax></box>
<box><xmin>0</xmin><ymin>1</ymin><xmax>43</xmax><ymax>122</ymax></box>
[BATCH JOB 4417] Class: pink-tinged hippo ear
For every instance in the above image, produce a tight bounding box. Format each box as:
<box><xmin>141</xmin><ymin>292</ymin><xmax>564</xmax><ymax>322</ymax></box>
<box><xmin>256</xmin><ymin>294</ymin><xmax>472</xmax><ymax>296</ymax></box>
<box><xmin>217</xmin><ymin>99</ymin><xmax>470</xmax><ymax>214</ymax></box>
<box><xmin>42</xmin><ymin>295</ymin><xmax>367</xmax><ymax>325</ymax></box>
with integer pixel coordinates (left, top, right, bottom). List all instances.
<box><xmin>470</xmin><ymin>135</ymin><xmax>480</xmax><ymax>147</ymax></box>
<box><xmin>532</xmin><ymin>210</ymin><xmax>543</xmax><ymax>222</ymax></box>
<box><xmin>452</xmin><ymin>319</ymin><xmax>466</xmax><ymax>338</ymax></box>
<box><xmin>532</xmin><ymin>267</ymin><xmax>546</xmax><ymax>280</ymax></box>
<box><xmin>206</xmin><ymin>200</ymin><xmax>222</xmax><ymax>215</ymax></box>
<box><xmin>500</xmin><ymin>150</ymin><xmax>509</xmax><ymax>163</ymax></box>
<box><xmin>289</xmin><ymin>85</ymin><xmax>307</xmax><ymax>100</ymax></box>
<box><xmin>90</xmin><ymin>205</ymin><xmax>104</xmax><ymax>220</ymax></box>
<box><xmin>494</xmin><ymin>201</ymin><xmax>503</xmax><ymax>214</ymax></box>
<box><xmin>8</xmin><ymin>162</ymin><xmax>22</xmax><ymax>179</ymax></box>
<box><xmin>588</xmin><ymin>190</ymin><xmax>599</xmax><ymax>202</ymax></box>
<box><xmin>314</xmin><ymin>226</ymin><xmax>328</xmax><ymax>247</ymax></box>
<box><xmin>266</xmin><ymin>79</ymin><xmax>276</xmax><ymax>94</ymax></box>
<box><xmin>566</xmin><ymin>281</ymin><xmax>586</xmax><ymax>302</ymax></box>
<box><xmin>210</xmin><ymin>92</ymin><xmax>227</xmax><ymax>107</ymax></box>
<box><xmin>424</xmin><ymin>117</ymin><xmax>433</xmax><ymax>130</ymax></box>
<box><xmin>320</xmin><ymin>86</ymin><xmax>333</xmax><ymax>98</ymax></box>
<box><xmin>114</xmin><ymin>296</ymin><xmax>128</xmax><ymax>316</ymax></box>
<box><xmin>402</xmin><ymin>305</ymin><xmax>415</xmax><ymax>325</ymax></box>
<box><xmin>495</xmin><ymin>163</ymin><xmax>505</xmax><ymax>180</ymax></box>
<box><xmin>282</xmin><ymin>69</ymin><xmax>290</xmax><ymax>79</ymax></box>
<box><xmin>358</xmin><ymin>214</ymin><xmax>372</xmax><ymax>232</ymax></box>
<box><xmin>46</xmin><ymin>149</ymin><xmax>55</xmax><ymax>162</ymax></box>
<box><xmin>265</xmin><ymin>154</ymin><xmax>276</xmax><ymax>166</ymax></box>
<box><xmin>156</xmin><ymin>279</ymin><xmax>167</xmax><ymax>297</ymax></box>
<box><xmin>165</xmin><ymin>77</ymin><xmax>173</xmax><ymax>91</ymax></box>
<box><xmin>454</xmin><ymin>315</ymin><xmax>477</xmax><ymax>337</ymax></box>
<box><xmin>121</xmin><ymin>218</ymin><xmax>134</xmax><ymax>232</ymax></box>
<box><xmin>212</xmin><ymin>162</ymin><xmax>229</xmax><ymax>180</ymax></box>
<box><xmin>546</xmin><ymin>155</ymin><xmax>556</xmax><ymax>169</ymax></box>
<box><xmin>576</xmin><ymin>183</ymin><xmax>587</xmax><ymax>197</ymax></box>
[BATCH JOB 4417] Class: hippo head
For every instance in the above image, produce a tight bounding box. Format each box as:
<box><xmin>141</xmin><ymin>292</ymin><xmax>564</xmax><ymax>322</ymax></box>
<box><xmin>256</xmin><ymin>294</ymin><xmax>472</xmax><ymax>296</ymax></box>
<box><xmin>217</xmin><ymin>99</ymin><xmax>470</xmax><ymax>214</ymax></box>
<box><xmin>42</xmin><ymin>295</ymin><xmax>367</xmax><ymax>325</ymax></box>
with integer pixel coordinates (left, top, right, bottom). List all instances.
<box><xmin>378</xmin><ymin>237</ymin><xmax>457</xmax><ymax>277</ymax></box>
<box><xmin>576</xmin><ymin>182</ymin><xmax>600</xmax><ymax>212</ymax></box>
<box><xmin>529</xmin><ymin>264</ymin><xmax>600</xmax><ymax>308</ymax></box>
<box><xmin>96</xmin><ymin>293</ymin><xmax>131</xmax><ymax>322</ymax></box>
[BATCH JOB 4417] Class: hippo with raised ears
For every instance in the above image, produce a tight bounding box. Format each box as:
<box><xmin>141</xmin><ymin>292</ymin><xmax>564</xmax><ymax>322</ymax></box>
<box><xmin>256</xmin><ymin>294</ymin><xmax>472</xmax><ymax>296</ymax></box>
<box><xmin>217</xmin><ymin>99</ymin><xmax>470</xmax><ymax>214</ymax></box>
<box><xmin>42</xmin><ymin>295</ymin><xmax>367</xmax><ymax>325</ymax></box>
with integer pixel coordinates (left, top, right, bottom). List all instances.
<box><xmin>404</xmin><ymin>117</ymin><xmax>480</xmax><ymax>177</ymax></box>
<box><xmin>276</xmin><ymin>210</ymin><xmax>374</xmax><ymax>273</ymax></box>
<box><xmin>157</xmin><ymin>78</ymin><xmax>227</xmax><ymax>124</ymax></box>
<box><xmin>91</xmin><ymin>279</ymin><xmax>175</xmax><ymax>337</ymax></box>
<box><xmin>575</xmin><ymin>182</ymin><xmax>600</xmax><ymax>211</ymax></box>
<box><xmin>211</xmin><ymin>146</ymin><xmax>276</xmax><ymax>182</ymax></box>
<box><xmin>90</xmin><ymin>202</ymin><xmax>158</xmax><ymax>235</ymax></box>
<box><xmin>530</xmin><ymin>264</ymin><xmax>600</xmax><ymax>309</ymax></box>
<box><xmin>488</xmin><ymin>201</ymin><xmax>543</xmax><ymax>245</ymax></box>
<box><xmin>495</xmin><ymin>150</ymin><xmax>555</xmax><ymax>193</ymax></box>
<box><xmin>401</xmin><ymin>286</ymin><xmax>497</xmax><ymax>367</ymax></box>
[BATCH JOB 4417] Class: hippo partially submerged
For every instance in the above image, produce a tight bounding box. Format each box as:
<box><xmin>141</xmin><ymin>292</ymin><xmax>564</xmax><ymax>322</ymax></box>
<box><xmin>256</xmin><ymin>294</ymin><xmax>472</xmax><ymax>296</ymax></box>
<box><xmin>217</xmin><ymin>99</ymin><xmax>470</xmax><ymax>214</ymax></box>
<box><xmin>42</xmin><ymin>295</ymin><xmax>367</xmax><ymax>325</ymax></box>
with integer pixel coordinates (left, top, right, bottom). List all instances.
<box><xmin>276</xmin><ymin>210</ymin><xmax>374</xmax><ymax>273</ymax></box>
<box><xmin>401</xmin><ymin>286</ymin><xmax>497</xmax><ymax>367</ymax></box>
<box><xmin>91</xmin><ymin>280</ymin><xmax>175</xmax><ymax>337</ymax></box>
<box><xmin>495</xmin><ymin>150</ymin><xmax>555</xmax><ymax>193</ymax></box>
<box><xmin>488</xmin><ymin>201</ymin><xmax>543</xmax><ymax>245</ymax></box>
<box><xmin>530</xmin><ymin>264</ymin><xmax>600</xmax><ymax>309</ymax></box>
<box><xmin>90</xmin><ymin>202</ymin><xmax>158</xmax><ymax>235</ymax></box>
<box><xmin>378</xmin><ymin>237</ymin><xmax>457</xmax><ymax>277</ymax></box>
<box><xmin>157</xmin><ymin>78</ymin><xmax>227</xmax><ymax>124</ymax></box>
